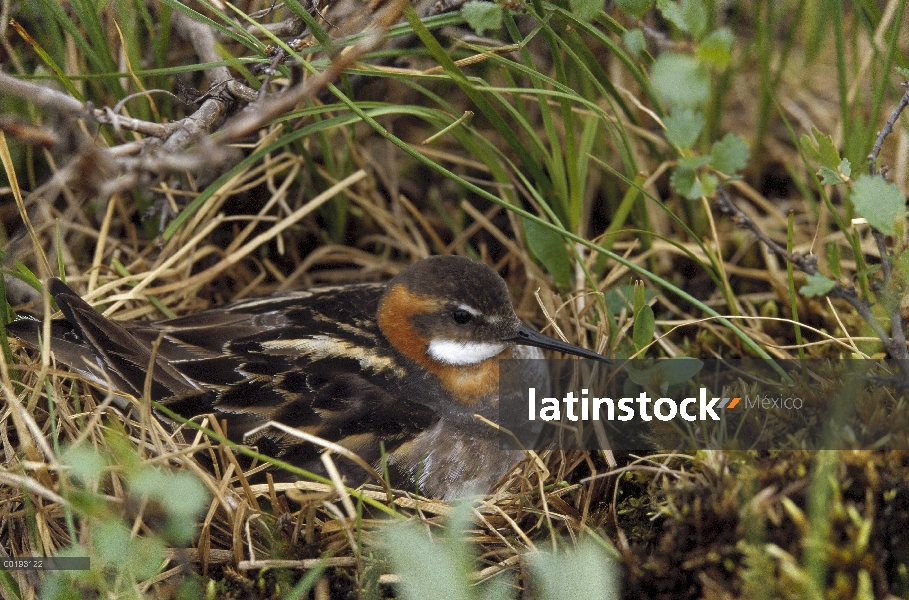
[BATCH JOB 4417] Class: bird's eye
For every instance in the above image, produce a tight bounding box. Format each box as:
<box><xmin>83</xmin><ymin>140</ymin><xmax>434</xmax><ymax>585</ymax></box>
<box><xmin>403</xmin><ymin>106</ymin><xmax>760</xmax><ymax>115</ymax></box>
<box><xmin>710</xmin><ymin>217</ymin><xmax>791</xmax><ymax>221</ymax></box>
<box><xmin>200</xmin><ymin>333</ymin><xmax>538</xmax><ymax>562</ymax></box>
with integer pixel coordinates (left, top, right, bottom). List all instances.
<box><xmin>452</xmin><ymin>309</ymin><xmax>473</xmax><ymax>325</ymax></box>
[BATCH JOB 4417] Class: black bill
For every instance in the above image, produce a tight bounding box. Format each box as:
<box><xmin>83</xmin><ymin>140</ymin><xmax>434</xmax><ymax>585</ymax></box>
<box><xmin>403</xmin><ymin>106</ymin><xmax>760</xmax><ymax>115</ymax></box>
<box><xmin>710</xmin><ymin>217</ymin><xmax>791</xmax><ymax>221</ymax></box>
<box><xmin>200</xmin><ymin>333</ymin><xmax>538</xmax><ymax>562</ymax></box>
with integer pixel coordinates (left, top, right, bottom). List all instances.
<box><xmin>506</xmin><ymin>323</ymin><xmax>611</xmax><ymax>363</ymax></box>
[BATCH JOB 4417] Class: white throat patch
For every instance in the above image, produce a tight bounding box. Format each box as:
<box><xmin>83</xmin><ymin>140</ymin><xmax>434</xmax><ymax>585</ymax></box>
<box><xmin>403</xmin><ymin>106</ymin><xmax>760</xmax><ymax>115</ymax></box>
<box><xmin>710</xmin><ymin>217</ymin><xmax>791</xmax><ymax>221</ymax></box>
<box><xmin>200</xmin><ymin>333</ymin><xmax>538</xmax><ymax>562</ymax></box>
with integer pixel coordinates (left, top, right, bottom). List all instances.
<box><xmin>427</xmin><ymin>339</ymin><xmax>506</xmax><ymax>365</ymax></box>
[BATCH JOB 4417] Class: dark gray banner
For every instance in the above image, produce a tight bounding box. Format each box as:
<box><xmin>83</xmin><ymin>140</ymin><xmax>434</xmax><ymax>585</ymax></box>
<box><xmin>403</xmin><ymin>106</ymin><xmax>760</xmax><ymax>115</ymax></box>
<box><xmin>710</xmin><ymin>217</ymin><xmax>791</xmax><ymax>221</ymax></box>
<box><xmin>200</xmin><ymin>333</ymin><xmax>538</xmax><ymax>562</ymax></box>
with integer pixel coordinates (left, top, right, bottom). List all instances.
<box><xmin>498</xmin><ymin>359</ymin><xmax>909</xmax><ymax>451</ymax></box>
<box><xmin>0</xmin><ymin>556</ymin><xmax>91</xmax><ymax>570</ymax></box>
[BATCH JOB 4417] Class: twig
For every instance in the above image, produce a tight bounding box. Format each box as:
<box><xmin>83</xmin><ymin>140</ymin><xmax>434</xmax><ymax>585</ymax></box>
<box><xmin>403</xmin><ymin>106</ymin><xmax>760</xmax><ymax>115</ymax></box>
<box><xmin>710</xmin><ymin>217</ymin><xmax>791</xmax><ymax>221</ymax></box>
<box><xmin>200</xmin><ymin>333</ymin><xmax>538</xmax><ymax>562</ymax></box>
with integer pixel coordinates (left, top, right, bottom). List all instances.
<box><xmin>864</xmin><ymin>81</ymin><xmax>909</xmax><ymax>367</ymax></box>
<box><xmin>715</xmin><ymin>188</ymin><xmax>909</xmax><ymax>377</ymax></box>
<box><xmin>0</xmin><ymin>71</ymin><xmax>232</xmax><ymax>144</ymax></box>
<box><xmin>218</xmin><ymin>47</ymin><xmax>356</xmax><ymax>142</ymax></box>
<box><xmin>173</xmin><ymin>11</ymin><xmax>232</xmax><ymax>85</ymax></box>
<box><xmin>715</xmin><ymin>189</ymin><xmax>818</xmax><ymax>274</ymax></box>
<box><xmin>219</xmin><ymin>3</ymin><xmax>399</xmax><ymax>143</ymax></box>
<box><xmin>0</xmin><ymin>0</ymin><xmax>394</xmax><ymax>188</ymax></box>
<box><xmin>245</xmin><ymin>15</ymin><xmax>305</xmax><ymax>39</ymax></box>
<box><xmin>867</xmin><ymin>81</ymin><xmax>909</xmax><ymax>174</ymax></box>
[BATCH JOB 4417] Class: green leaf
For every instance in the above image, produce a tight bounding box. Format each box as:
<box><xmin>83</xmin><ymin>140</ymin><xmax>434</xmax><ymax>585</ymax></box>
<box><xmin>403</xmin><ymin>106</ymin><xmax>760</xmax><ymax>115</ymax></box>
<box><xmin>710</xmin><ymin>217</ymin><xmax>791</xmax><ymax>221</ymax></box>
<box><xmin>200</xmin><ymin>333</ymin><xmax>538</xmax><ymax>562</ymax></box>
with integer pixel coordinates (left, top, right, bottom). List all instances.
<box><xmin>817</xmin><ymin>157</ymin><xmax>853</xmax><ymax>187</ymax></box>
<box><xmin>696</xmin><ymin>28</ymin><xmax>734</xmax><ymax>68</ymax></box>
<box><xmin>656</xmin><ymin>0</ymin><xmax>688</xmax><ymax>32</ymax></box>
<box><xmin>617</xmin><ymin>0</ymin><xmax>653</xmax><ymax>19</ymax></box>
<box><xmin>12</xmin><ymin>261</ymin><xmax>43</xmax><ymax>293</ymax></box>
<box><xmin>130</xmin><ymin>467</ymin><xmax>210</xmax><ymax>544</ymax></box>
<box><xmin>800</xmin><ymin>133</ymin><xmax>820</xmax><ymax>162</ymax></box>
<box><xmin>176</xmin><ymin>578</ymin><xmax>205</xmax><ymax>600</ymax></box>
<box><xmin>679</xmin><ymin>155</ymin><xmax>713</xmax><ymax>170</ymax></box>
<box><xmin>382</xmin><ymin>502</ymin><xmax>477</xmax><ymax>600</ymax></box>
<box><xmin>623</xmin><ymin>28</ymin><xmax>647</xmax><ymax>57</ymax></box>
<box><xmin>700</xmin><ymin>172</ymin><xmax>718</xmax><ymax>196</ymax></box>
<box><xmin>383</xmin><ymin>526</ymin><xmax>473</xmax><ymax>600</ymax></box>
<box><xmin>658</xmin><ymin>357</ymin><xmax>704</xmax><ymax>386</ymax></box>
<box><xmin>461</xmin><ymin>1</ymin><xmax>502</xmax><ymax>35</ymax></box>
<box><xmin>680</xmin><ymin>0</ymin><xmax>708</xmax><ymax>39</ymax></box>
<box><xmin>897</xmin><ymin>66</ymin><xmax>909</xmax><ymax>79</ymax></box>
<box><xmin>62</xmin><ymin>446</ymin><xmax>108</xmax><ymax>487</ymax></box>
<box><xmin>627</xmin><ymin>358</ymin><xmax>704</xmax><ymax>389</ymax></box>
<box><xmin>664</xmin><ymin>108</ymin><xmax>704</xmax><ymax>149</ymax></box>
<box><xmin>670</xmin><ymin>165</ymin><xmax>698</xmax><ymax>199</ymax></box>
<box><xmin>838</xmin><ymin>158</ymin><xmax>851</xmax><ymax>179</ymax></box>
<box><xmin>818</xmin><ymin>166</ymin><xmax>842</xmax><ymax>185</ymax></box>
<box><xmin>710</xmin><ymin>133</ymin><xmax>749</xmax><ymax>175</ymax></box>
<box><xmin>129</xmin><ymin>467</ymin><xmax>169</xmax><ymax>499</ymax></box>
<box><xmin>806</xmin><ymin>126</ymin><xmax>841</xmax><ymax>170</ymax></box>
<box><xmin>651</xmin><ymin>53</ymin><xmax>710</xmax><ymax>108</ymax></box>
<box><xmin>826</xmin><ymin>242</ymin><xmax>842</xmax><ymax>279</ymax></box>
<box><xmin>633</xmin><ymin>282</ymin><xmax>645</xmax><ymax>313</ymax></box>
<box><xmin>129</xmin><ymin>535</ymin><xmax>166</xmax><ymax>581</ymax></box>
<box><xmin>604</xmin><ymin>285</ymin><xmax>659</xmax><ymax>315</ymax></box>
<box><xmin>799</xmin><ymin>272</ymin><xmax>837</xmax><ymax>297</ymax></box>
<box><xmin>92</xmin><ymin>520</ymin><xmax>164</xmax><ymax>580</ymax></box>
<box><xmin>159</xmin><ymin>471</ymin><xmax>209</xmax><ymax>519</ymax></box>
<box><xmin>855</xmin><ymin>264</ymin><xmax>882</xmax><ymax>278</ymax></box>
<box><xmin>817</xmin><ymin>136</ymin><xmax>841</xmax><ymax>170</ymax></box>
<box><xmin>527</xmin><ymin>540</ymin><xmax>620</xmax><ymax>600</ymax></box>
<box><xmin>632</xmin><ymin>304</ymin><xmax>655</xmax><ymax>352</ymax></box>
<box><xmin>670</xmin><ymin>155</ymin><xmax>711</xmax><ymax>199</ymax></box>
<box><xmin>570</xmin><ymin>0</ymin><xmax>606</xmax><ymax>22</ymax></box>
<box><xmin>524</xmin><ymin>218</ymin><xmax>572</xmax><ymax>290</ymax></box>
<box><xmin>851</xmin><ymin>174</ymin><xmax>907</xmax><ymax>235</ymax></box>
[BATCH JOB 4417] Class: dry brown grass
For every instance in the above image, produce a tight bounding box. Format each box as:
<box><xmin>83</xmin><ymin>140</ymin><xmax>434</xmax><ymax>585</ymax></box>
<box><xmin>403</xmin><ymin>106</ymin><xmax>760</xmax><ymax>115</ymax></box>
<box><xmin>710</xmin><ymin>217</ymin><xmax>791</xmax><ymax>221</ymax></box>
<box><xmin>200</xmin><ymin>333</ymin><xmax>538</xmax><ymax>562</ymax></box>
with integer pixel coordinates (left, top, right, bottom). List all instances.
<box><xmin>2</xmin><ymin>124</ymin><xmax>633</xmax><ymax>596</ymax></box>
<box><xmin>3</xmin><ymin>1</ymin><xmax>909</xmax><ymax>598</ymax></box>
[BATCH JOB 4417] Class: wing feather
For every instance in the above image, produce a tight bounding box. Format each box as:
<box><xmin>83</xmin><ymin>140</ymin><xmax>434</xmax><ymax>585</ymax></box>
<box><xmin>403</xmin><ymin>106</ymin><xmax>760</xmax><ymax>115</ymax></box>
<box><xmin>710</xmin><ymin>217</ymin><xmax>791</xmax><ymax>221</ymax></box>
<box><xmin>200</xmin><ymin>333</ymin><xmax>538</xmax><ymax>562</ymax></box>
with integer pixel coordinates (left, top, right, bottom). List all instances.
<box><xmin>11</xmin><ymin>278</ymin><xmax>441</xmax><ymax>489</ymax></box>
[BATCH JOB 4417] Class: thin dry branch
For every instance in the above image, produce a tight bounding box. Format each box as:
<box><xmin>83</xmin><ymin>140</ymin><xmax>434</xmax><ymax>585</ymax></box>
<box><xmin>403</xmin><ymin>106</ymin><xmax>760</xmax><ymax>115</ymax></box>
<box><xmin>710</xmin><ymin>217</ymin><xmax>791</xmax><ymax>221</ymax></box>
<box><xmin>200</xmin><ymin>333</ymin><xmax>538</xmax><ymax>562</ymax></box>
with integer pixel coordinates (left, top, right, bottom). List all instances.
<box><xmin>0</xmin><ymin>0</ymin><xmax>388</xmax><ymax>202</ymax></box>
<box><xmin>863</xmin><ymin>80</ymin><xmax>909</xmax><ymax>361</ymax></box>
<box><xmin>716</xmin><ymin>187</ymin><xmax>909</xmax><ymax>378</ymax></box>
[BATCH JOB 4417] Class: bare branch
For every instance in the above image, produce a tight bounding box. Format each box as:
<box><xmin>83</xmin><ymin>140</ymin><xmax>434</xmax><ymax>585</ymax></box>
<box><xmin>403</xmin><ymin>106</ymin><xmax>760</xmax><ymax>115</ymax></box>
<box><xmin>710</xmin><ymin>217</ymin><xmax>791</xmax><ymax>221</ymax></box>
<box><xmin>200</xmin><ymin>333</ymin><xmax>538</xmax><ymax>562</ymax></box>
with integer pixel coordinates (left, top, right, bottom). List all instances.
<box><xmin>173</xmin><ymin>11</ymin><xmax>233</xmax><ymax>85</ymax></box>
<box><xmin>716</xmin><ymin>187</ymin><xmax>909</xmax><ymax>374</ymax></box>
<box><xmin>245</xmin><ymin>16</ymin><xmax>305</xmax><ymax>38</ymax></box>
<box><xmin>0</xmin><ymin>1</ymin><xmax>395</xmax><ymax>240</ymax></box>
<box><xmin>0</xmin><ymin>70</ymin><xmax>87</xmax><ymax>115</ymax></box>
<box><xmin>715</xmin><ymin>188</ymin><xmax>819</xmax><ymax>276</ymax></box>
<box><xmin>0</xmin><ymin>72</ymin><xmax>171</xmax><ymax>138</ymax></box>
<box><xmin>868</xmin><ymin>81</ymin><xmax>909</xmax><ymax>175</ymax></box>
<box><xmin>219</xmin><ymin>25</ymin><xmax>392</xmax><ymax>142</ymax></box>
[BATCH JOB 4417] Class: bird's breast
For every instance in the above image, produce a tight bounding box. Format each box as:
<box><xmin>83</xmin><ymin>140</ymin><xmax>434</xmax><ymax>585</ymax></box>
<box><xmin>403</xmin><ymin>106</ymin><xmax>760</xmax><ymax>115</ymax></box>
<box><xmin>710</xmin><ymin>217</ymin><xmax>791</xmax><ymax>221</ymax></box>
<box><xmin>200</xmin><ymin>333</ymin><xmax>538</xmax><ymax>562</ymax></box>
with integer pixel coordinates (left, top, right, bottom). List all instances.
<box><xmin>429</xmin><ymin>353</ymin><xmax>505</xmax><ymax>406</ymax></box>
